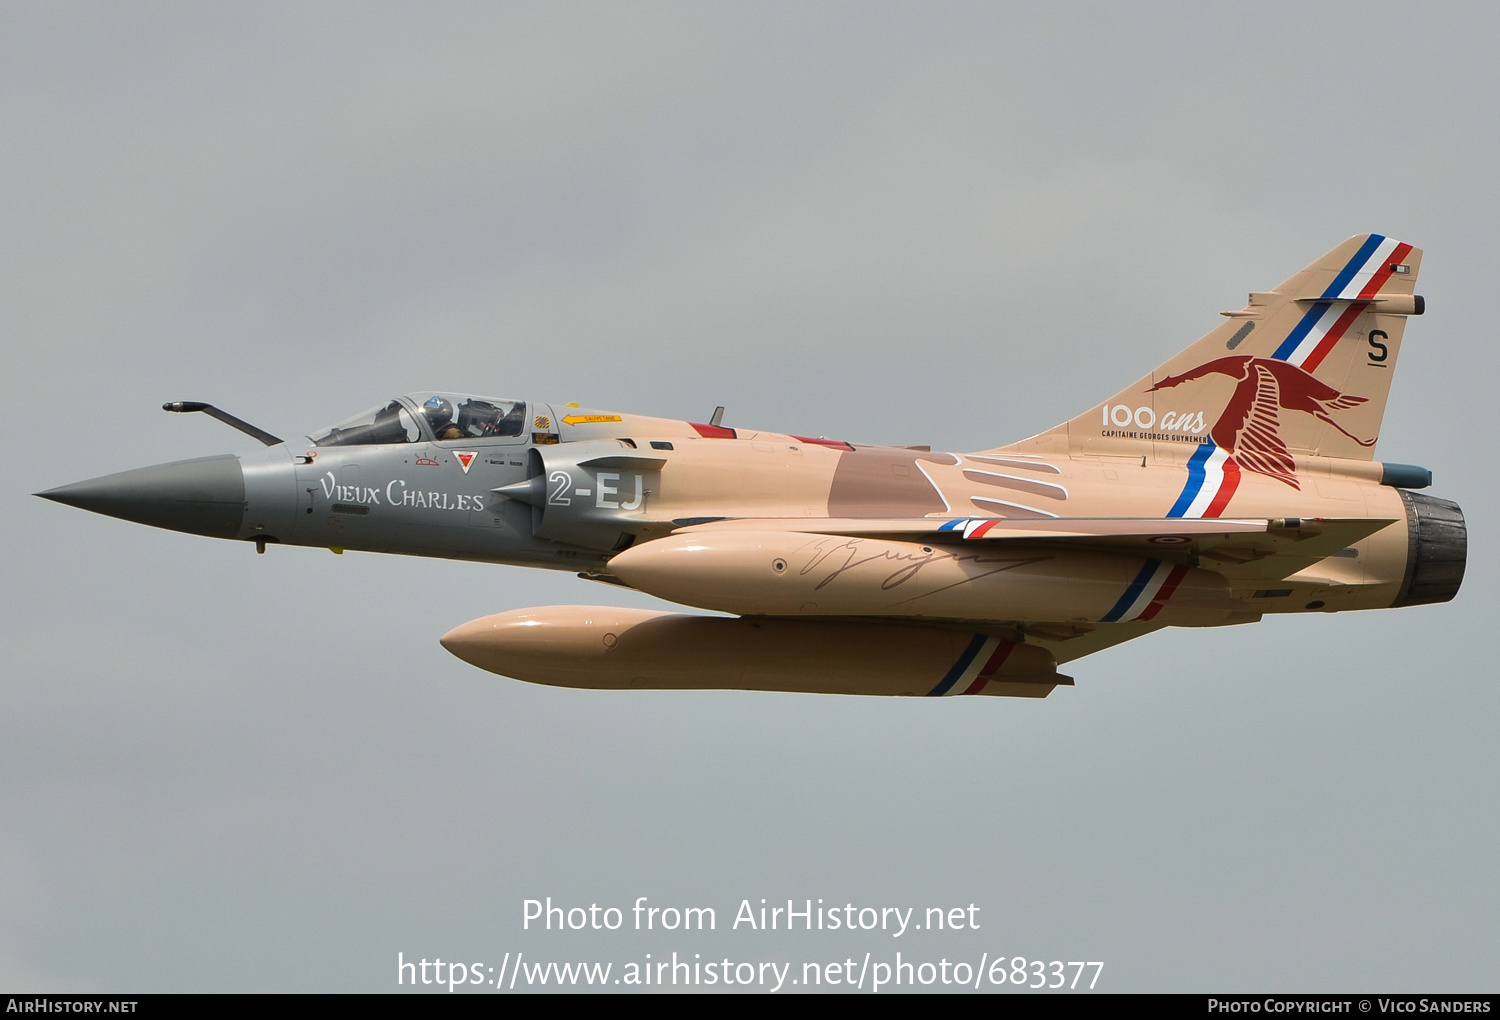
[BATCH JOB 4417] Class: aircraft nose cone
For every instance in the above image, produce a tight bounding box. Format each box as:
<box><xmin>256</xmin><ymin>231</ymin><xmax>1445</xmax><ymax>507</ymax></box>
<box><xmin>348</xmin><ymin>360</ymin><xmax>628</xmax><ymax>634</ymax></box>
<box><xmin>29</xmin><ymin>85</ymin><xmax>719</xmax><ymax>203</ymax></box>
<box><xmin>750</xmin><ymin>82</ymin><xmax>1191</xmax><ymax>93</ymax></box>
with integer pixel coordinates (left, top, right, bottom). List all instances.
<box><xmin>36</xmin><ymin>454</ymin><xmax>246</xmax><ymax>539</ymax></box>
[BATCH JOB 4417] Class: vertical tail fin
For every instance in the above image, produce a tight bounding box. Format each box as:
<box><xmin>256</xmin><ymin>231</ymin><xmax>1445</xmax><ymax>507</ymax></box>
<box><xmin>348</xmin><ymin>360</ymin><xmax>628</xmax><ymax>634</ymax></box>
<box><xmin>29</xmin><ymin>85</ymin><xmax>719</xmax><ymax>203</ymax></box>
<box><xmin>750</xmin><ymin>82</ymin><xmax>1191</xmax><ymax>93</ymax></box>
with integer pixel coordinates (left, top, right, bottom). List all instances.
<box><xmin>1007</xmin><ymin>235</ymin><xmax>1424</xmax><ymax>483</ymax></box>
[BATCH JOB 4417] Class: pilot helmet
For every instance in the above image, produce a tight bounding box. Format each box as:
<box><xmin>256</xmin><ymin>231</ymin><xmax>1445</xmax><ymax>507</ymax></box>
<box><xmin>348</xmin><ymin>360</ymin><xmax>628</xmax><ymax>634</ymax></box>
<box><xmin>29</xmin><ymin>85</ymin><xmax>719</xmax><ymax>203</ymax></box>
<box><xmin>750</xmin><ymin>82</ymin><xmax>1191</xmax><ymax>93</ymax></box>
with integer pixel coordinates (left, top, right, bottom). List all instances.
<box><xmin>421</xmin><ymin>396</ymin><xmax>455</xmax><ymax>430</ymax></box>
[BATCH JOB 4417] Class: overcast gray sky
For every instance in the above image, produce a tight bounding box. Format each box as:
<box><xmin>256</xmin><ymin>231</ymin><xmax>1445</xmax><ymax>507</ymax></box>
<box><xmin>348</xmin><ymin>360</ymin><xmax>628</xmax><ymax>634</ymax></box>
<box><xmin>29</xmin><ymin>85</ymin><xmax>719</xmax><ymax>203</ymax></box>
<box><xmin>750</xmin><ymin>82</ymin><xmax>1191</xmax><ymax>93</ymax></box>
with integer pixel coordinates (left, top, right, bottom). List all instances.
<box><xmin>2</xmin><ymin>2</ymin><xmax>1495</xmax><ymax>992</ymax></box>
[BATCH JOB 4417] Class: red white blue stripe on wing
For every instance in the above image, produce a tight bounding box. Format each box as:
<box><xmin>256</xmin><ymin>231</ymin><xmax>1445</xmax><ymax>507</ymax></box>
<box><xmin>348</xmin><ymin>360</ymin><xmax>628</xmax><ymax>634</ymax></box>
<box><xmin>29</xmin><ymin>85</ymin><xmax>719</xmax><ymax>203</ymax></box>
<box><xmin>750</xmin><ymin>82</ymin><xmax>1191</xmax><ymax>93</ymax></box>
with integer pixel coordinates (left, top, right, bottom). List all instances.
<box><xmin>937</xmin><ymin>517</ymin><xmax>1015</xmax><ymax>538</ymax></box>
<box><xmin>926</xmin><ymin>635</ymin><xmax>1019</xmax><ymax>696</ymax></box>
<box><xmin>1099</xmin><ymin>559</ymin><xmax>1191</xmax><ymax>623</ymax></box>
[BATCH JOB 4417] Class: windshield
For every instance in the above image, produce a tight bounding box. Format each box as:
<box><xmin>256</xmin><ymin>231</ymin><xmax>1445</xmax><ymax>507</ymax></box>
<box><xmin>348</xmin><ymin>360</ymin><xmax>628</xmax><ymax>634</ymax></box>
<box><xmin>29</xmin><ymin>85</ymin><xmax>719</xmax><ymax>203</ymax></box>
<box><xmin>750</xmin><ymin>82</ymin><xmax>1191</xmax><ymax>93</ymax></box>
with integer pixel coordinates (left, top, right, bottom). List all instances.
<box><xmin>408</xmin><ymin>393</ymin><xmax>527</xmax><ymax>441</ymax></box>
<box><xmin>310</xmin><ymin>400</ymin><xmax>421</xmax><ymax>447</ymax></box>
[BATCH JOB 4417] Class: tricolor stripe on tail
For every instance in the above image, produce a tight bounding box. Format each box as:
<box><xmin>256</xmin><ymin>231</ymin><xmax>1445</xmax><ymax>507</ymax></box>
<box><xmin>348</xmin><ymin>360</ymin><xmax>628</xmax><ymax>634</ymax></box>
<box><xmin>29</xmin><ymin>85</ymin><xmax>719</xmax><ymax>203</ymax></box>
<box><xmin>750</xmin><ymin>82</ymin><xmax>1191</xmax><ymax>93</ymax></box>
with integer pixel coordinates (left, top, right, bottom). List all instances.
<box><xmin>1166</xmin><ymin>441</ymin><xmax>1242</xmax><ymax>519</ymax></box>
<box><xmin>1273</xmin><ymin>234</ymin><xmax>1412</xmax><ymax>371</ymax></box>
<box><xmin>1166</xmin><ymin>234</ymin><xmax>1408</xmax><ymax>518</ymax></box>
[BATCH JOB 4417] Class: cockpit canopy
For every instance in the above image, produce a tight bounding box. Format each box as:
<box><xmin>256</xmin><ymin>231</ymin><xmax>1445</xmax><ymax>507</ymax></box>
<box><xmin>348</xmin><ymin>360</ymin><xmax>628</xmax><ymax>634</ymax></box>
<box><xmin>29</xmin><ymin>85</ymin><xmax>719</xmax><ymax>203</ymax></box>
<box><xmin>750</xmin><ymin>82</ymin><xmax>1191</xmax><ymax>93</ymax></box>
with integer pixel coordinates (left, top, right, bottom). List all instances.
<box><xmin>311</xmin><ymin>393</ymin><xmax>527</xmax><ymax>447</ymax></box>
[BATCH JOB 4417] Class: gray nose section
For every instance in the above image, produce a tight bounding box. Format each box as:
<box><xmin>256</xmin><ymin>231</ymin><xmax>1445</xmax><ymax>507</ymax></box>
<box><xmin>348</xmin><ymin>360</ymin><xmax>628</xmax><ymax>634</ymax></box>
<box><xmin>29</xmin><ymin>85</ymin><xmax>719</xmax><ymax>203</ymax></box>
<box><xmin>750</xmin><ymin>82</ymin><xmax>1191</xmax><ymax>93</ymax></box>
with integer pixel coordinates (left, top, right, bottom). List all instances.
<box><xmin>37</xmin><ymin>454</ymin><xmax>246</xmax><ymax>539</ymax></box>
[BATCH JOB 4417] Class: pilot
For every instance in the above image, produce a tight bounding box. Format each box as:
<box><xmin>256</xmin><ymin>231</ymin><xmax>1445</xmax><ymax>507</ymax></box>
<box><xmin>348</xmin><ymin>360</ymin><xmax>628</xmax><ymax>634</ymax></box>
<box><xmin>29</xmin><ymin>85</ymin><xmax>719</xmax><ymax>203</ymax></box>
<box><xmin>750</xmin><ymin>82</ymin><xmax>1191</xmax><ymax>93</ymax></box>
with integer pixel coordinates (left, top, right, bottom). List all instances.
<box><xmin>496</xmin><ymin>402</ymin><xmax>525</xmax><ymax>437</ymax></box>
<box><xmin>422</xmin><ymin>396</ymin><xmax>465</xmax><ymax>440</ymax></box>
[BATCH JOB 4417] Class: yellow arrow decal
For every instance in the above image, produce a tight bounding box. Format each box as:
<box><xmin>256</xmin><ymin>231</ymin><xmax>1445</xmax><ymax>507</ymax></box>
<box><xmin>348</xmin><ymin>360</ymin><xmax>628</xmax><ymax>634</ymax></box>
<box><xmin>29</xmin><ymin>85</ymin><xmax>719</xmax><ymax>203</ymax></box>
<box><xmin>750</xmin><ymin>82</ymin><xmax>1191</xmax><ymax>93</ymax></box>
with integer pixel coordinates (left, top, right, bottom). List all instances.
<box><xmin>562</xmin><ymin>414</ymin><xmax>622</xmax><ymax>426</ymax></box>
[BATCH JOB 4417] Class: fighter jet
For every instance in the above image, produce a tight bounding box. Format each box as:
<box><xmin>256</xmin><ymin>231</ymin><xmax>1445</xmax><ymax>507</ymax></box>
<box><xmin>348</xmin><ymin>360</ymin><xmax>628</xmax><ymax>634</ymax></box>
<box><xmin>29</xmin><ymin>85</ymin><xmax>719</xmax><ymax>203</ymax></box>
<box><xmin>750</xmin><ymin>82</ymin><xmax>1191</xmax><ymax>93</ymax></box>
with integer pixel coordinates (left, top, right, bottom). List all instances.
<box><xmin>38</xmin><ymin>234</ymin><xmax>1465</xmax><ymax>698</ymax></box>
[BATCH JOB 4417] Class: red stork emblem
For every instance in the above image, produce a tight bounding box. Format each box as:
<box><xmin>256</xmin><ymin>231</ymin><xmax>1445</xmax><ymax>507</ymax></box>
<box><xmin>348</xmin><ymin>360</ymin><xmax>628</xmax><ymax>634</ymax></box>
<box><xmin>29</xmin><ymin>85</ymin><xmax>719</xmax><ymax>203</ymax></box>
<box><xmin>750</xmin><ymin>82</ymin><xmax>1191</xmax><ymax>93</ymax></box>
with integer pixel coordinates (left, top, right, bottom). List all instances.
<box><xmin>1149</xmin><ymin>356</ymin><xmax>1374</xmax><ymax>489</ymax></box>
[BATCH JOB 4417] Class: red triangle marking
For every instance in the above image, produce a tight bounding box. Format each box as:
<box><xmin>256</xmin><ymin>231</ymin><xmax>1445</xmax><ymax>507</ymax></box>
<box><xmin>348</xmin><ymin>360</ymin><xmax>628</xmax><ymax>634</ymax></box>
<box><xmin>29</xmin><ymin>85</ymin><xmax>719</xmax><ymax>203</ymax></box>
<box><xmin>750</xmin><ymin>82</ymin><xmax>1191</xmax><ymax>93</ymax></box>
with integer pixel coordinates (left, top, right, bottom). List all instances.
<box><xmin>455</xmin><ymin>451</ymin><xmax>476</xmax><ymax>473</ymax></box>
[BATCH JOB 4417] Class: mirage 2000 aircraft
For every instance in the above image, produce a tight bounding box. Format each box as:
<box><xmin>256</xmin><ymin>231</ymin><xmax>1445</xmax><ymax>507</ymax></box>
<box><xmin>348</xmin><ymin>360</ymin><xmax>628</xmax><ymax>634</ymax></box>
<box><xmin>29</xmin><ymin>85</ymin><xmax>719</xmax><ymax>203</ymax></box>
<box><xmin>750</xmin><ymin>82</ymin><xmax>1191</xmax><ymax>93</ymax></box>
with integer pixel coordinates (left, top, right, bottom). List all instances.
<box><xmin>39</xmin><ymin>235</ymin><xmax>1465</xmax><ymax>698</ymax></box>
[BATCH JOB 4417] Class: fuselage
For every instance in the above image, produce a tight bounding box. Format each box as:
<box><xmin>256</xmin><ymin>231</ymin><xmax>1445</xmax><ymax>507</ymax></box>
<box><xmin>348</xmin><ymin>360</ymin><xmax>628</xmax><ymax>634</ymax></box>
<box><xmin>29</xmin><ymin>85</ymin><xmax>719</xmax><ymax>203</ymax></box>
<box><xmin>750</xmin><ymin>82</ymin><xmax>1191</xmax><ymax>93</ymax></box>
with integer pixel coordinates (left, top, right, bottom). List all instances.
<box><xmin>202</xmin><ymin>393</ymin><xmax>1446</xmax><ymax>620</ymax></box>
